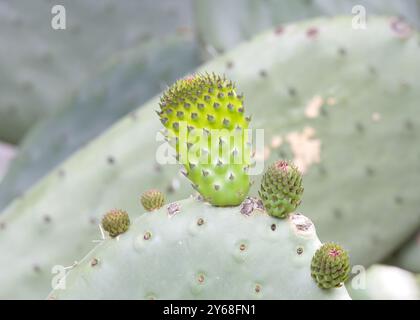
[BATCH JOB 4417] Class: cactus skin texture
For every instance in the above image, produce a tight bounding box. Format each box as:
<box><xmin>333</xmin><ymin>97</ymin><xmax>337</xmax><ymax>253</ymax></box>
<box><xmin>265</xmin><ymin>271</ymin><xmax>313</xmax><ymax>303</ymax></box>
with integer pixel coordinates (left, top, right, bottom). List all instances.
<box><xmin>47</xmin><ymin>198</ymin><xmax>350</xmax><ymax>300</ymax></box>
<box><xmin>259</xmin><ymin>160</ymin><xmax>303</xmax><ymax>218</ymax></box>
<box><xmin>158</xmin><ymin>73</ymin><xmax>251</xmax><ymax>206</ymax></box>
<box><xmin>195</xmin><ymin>0</ymin><xmax>420</xmax><ymax>59</ymax></box>
<box><xmin>2</xmin><ymin>17</ymin><xmax>420</xmax><ymax>299</ymax></box>
<box><xmin>0</xmin><ymin>35</ymin><xmax>201</xmax><ymax>213</ymax></box>
<box><xmin>141</xmin><ymin>190</ymin><xmax>165</xmax><ymax>211</ymax></box>
<box><xmin>347</xmin><ymin>265</ymin><xmax>420</xmax><ymax>300</ymax></box>
<box><xmin>0</xmin><ymin>0</ymin><xmax>194</xmax><ymax>143</ymax></box>
<box><xmin>101</xmin><ymin>209</ymin><xmax>130</xmax><ymax>238</ymax></box>
<box><xmin>311</xmin><ymin>243</ymin><xmax>350</xmax><ymax>289</ymax></box>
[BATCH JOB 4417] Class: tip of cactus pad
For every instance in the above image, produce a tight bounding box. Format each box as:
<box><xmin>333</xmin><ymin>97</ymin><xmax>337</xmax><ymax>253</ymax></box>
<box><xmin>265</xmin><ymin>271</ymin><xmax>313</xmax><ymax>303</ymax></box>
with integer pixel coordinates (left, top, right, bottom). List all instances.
<box><xmin>311</xmin><ymin>243</ymin><xmax>350</xmax><ymax>289</ymax></box>
<box><xmin>259</xmin><ymin>160</ymin><xmax>304</xmax><ymax>219</ymax></box>
<box><xmin>141</xmin><ymin>189</ymin><xmax>165</xmax><ymax>211</ymax></box>
<box><xmin>101</xmin><ymin>209</ymin><xmax>130</xmax><ymax>238</ymax></box>
<box><xmin>158</xmin><ymin>73</ymin><xmax>252</xmax><ymax>206</ymax></box>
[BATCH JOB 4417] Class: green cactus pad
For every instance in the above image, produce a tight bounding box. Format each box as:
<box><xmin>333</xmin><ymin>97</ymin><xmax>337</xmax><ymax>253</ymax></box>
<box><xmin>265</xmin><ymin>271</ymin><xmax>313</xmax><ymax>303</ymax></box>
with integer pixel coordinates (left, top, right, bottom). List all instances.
<box><xmin>158</xmin><ymin>73</ymin><xmax>252</xmax><ymax>206</ymax></box>
<box><xmin>259</xmin><ymin>160</ymin><xmax>303</xmax><ymax>218</ymax></box>
<box><xmin>141</xmin><ymin>189</ymin><xmax>165</xmax><ymax>211</ymax></box>
<box><xmin>311</xmin><ymin>243</ymin><xmax>350</xmax><ymax>289</ymax></box>
<box><xmin>47</xmin><ymin>198</ymin><xmax>350</xmax><ymax>300</ymax></box>
<box><xmin>102</xmin><ymin>209</ymin><xmax>130</xmax><ymax>238</ymax></box>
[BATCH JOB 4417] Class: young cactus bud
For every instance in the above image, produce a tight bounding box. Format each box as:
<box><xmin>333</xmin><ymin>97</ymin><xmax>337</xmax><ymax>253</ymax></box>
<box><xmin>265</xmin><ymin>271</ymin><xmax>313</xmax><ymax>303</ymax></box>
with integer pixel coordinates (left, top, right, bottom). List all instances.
<box><xmin>141</xmin><ymin>189</ymin><xmax>165</xmax><ymax>211</ymax></box>
<box><xmin>101</xmin><ymin>209</ymin><xmax>130</xmax><ymax>238</ymax></box>
<box><xmin>158</xmin><ymin>73</ymin><xmax>252</xmax><ymax>206</ymax></box>
<box><xmin>258</xmin><ymin>160</ymin><xmax>303</xmax><ymax>218</ymax></box>
<box><xmin>311</xmin><ymin>243</ymin><xmax>350</xmax><ymax>289</ymax></box>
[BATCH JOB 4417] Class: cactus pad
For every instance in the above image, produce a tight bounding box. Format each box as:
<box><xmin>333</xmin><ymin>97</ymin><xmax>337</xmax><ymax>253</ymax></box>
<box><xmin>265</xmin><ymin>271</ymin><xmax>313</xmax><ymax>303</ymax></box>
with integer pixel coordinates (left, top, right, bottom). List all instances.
<box><xmin>158</xmin><ymin>73</ymin><xmax>252</xmax><ymax>206</ymax></box>
<box><xmin>48</xmin><ymin>198</ymin><xmax>350</xmax><ymax>300</ymax></box>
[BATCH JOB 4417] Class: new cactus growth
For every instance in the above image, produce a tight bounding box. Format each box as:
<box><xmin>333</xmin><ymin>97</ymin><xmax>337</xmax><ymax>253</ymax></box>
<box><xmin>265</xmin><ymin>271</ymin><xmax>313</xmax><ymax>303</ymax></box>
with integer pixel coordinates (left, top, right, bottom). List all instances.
<box><xmin>311</xmin><ymin>243</ymin><xmax>350</xmax><ymax>289</ymax></box>
<box><xmin>101</xmin><ymin>209</ymin><xmax>130</xmax><ymax>238</ymax></box>
<box><xmin>158</xmin><ymin>73</ymin><xmax>251</xmax><ymax>206</ymax></box>
<box><xmin>259</xmin><ymin>160</ymin><xmax>303</xmax><ymax>218</ymax></box>
<box><xmin>141</xmin><ymin>189</ymin><xmax>165</xmax><ymax>211</ymax></box>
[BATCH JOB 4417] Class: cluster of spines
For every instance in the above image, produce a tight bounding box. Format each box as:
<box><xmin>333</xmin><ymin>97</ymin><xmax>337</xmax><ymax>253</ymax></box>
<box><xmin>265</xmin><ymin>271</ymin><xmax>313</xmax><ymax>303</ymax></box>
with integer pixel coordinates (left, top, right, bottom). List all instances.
<box><xmin>259</xmin><ymin>160</ymin><xmax>304</xmax><ymax>218</ymax></box>
<box><xmin>311</xmin><ymin>243</ymin><xmax>350</xmax><ymax>289</ymax></box>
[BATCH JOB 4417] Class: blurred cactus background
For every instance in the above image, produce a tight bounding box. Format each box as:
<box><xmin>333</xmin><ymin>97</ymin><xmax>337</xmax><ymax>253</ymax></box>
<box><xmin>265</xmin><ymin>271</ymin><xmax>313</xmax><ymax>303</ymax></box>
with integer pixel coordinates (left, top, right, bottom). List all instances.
<box><xmin>0</xmin><ymin>0</ymin><xmax>419</xmax><ymax>300</ymax></box>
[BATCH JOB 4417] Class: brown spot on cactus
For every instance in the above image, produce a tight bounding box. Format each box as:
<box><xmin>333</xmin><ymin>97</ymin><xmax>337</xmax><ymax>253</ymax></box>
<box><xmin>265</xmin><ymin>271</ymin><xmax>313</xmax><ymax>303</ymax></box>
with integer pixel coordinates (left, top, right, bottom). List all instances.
<box><xmin>271</xmin><ymin>224</ymin><xmax>276</xmax><ymax>231</ymax></box>
<box><xmin>259</xmin><ymin>160</ymin><xmax>304</xmax><ymax>218</ymax></box>
<box><xmin>197</xmin><ymin>274</ymin><xmax>205</xmax><ymax>284</ymax></box>
<box><xmin>141</xmin><ymin>189</ymin><xmax>165</xmax><ymax>212</ymax></box>
<box><xmin>239</xmin><ymin>243</ymin><xmax>246</xmax><ymax>251</ymax></box>
<box><xmin>286</xmin><ymin>127</ymin><xmax>321</xmax><ymax>174</ymax></box>
<box><xmin>296</xmin><ymin>247</ymin><xmax>304</xmax><ymax>255</ymax></box>
<box><xmin>143</xmin><ymin>231</ymin><xmax>152</xmax><ymax>240</ymax></box>
<box><xmin>311</xmin><ymin>243</ymin><xmax>350</xmax><ymax>289</ymax></box>
<box><xmin>197</xmin><ymin>218</ymin><xmax>204</xmax><ymax>226</ymax></box>
<box><xmin>91</xmin><ymin>258</ymin><xmax>99</xmax><ymax>267</ymax></box>
<box><xmin>101</xmin><ymin>209</ymin><xmax>130</xmax><ymax>238</ymax></box>
<box><xmin>254</xmin><ymin>284</ymin><xmax>261</xmax><ymax>293</ymax></box>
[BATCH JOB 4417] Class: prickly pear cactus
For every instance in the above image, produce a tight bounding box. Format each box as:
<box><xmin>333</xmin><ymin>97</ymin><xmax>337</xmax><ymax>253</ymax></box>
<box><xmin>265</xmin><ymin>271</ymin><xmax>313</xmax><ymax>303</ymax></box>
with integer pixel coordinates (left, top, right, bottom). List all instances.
<box><xmin>158</xmin><ymin>73</ymin><xmax>251</xmax><ymax>205</ymax></box>
<box><xmin>0</xmin><ymin>35</ymin><xmax>200</xmax><ymax>212</ymax></box>
<box><xmin>0</xmin><ymin>0</ymin><xmax>193</xmax><ymax>143</ymax></box>
<box><xmin>1</xmin><ymin>16</ymin><xmax>420</xmax><ymax>299</ymax></box>
<box><xmin>347</xmin><ymin>264</ymin><xmax>420</xmax><ymax>300</ymax></box>
<box><xmin>47</xmin><ymin>198</ymin><xmax>350</xmax><ymax>300</ymax></box>
<box><xmin>195</xmin><ymin>0</ymin><xmax>420</xmax><ymax>59</ymax></box>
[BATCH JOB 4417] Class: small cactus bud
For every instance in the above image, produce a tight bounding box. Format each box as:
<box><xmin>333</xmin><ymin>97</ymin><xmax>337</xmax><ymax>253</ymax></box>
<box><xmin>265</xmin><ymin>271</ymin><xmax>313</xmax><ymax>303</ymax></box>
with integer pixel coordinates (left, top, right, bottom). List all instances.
<box><xmin>102</xmin><ymin>209</ymin><xmax>130</xmax><ymax>238</ymax></box>
<box><xmin>141</xmin><ymin>189</ymin><xmax>165</xmax><ymax>211</ymax></box>
<box><xmin>311</xmin><ymin>243</ymin><xmax>350</xmax><ymax>289</ymax></box>
<box><xmin>259</xmin><ymin>160</ymin><xmax>303</xmax><ymax>218</ymax></box>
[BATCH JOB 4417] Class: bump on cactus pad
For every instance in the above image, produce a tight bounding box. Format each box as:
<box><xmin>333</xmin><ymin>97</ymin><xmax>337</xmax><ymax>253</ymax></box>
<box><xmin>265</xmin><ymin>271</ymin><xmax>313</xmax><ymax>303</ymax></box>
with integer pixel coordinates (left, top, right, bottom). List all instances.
<box><xmin>101</xmin><ymin>209</ymin><xmax>130</xmax><ymax>238</ymax></box>
<box><xmin>259</xmin><ymin>160</ymin><xmax>303</xmax><ymax>218</ymax></box>
<box><xmin>141</xmin><ymin>189</ymin><xmax>165</xmax><ymax>211</ymax></box>
<box><xmin>311</xmin><ymin>243</ymin><xmax>350</xmax><ymax>289</ymax></box>
<box><xmin>158</xmin><ymin>73</ymin><xmax>252</xmax><ymax>206</ymax></box>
